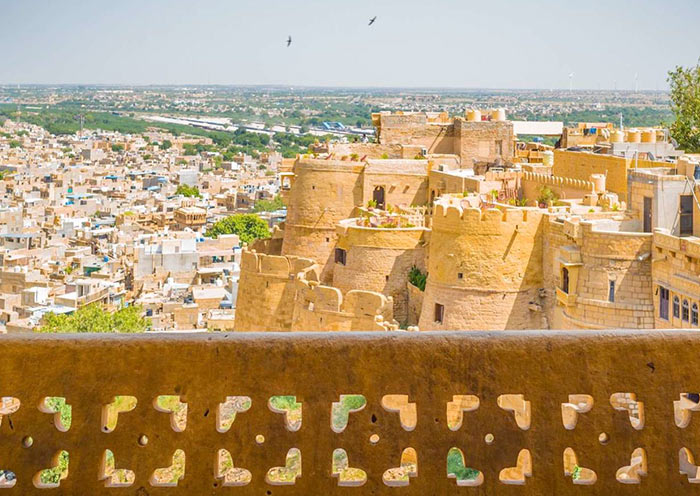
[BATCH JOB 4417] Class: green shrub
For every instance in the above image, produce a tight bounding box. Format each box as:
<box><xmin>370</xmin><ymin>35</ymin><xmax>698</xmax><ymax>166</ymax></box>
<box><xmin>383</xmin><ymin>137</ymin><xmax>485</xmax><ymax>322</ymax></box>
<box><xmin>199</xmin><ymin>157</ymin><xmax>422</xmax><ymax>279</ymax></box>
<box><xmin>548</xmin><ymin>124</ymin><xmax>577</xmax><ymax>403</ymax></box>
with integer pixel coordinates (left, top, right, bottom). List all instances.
<box><xmin>408</xmin><ymin>266</ymin><xmax>427</xmax><ymax>291</ymax></box>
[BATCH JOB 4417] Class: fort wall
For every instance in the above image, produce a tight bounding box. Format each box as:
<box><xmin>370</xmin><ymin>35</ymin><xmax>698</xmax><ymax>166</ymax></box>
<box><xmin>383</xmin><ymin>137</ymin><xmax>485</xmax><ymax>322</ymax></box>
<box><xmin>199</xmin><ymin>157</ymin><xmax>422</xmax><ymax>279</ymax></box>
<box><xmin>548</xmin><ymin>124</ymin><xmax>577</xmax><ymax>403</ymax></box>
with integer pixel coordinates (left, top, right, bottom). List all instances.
<box><xmin>281</xmin><ymin>159</ymin><xmax>364</xmax><ymax>282</ymax></box>
<box><xmin>333</xmin><ymin>222</ymin><xmax>428</xmax><ymax>324</ymax></box>
<box><xmin>553</xmin><ymin>150</ymin><xmax>658</xmax><ymax>197</ymax></box>
<box><xmin>233</xmin><ymin>250</ymin><xmax>319</xmax><ymax>331</ymax></box>
<box><xmin>291</xmin><ymin>279</ymin><xmax>396</xmax><ymax>331</ymax></box>
<box><xmin>281</xmin><ymin>158</ymin><xmax>429</xmax><ymax>283</ymax></box>
<box><xmin>559</xmin><ymin>223</ymin><xmax>654</xmax><ymax>329</ymax></box>
<box><xmin>235</xmin><ymin>249</ymin><xmax>397</xmax><ymax>332</ymax></box>
<box><xmin>521</xmin><ymin>171</ymin><xmax>598</xmax><ymax>201</ymax></box>
<box><xmin>454</xmin><ymin>118</ymin><xmax>514</xmax><ymax>163</ymax></box>
<box><xmin>419</xmin><ymin>201</ymin><xmax>545</xmax><ymax>330</ymax></box>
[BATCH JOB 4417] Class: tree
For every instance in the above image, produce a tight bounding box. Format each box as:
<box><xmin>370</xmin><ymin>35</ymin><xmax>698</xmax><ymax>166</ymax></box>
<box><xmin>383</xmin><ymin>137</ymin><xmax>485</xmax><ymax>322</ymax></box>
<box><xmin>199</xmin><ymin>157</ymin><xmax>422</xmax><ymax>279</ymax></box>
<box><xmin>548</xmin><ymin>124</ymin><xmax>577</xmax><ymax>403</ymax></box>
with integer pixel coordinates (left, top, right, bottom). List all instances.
<box><xmin>38</xmin><ymin>304</ymin><xmax>149</xmax><ymax>333</ymax></box>
<box><xmin>253</xmin><ymin>195</ymin><xmax>284</xmax><ymax>212</ymax></box>
<box><xmin>162</xmin><ymin>139</ymin><xmax>173</xmax><ymax>150</ymax></box>
<box><xmin>175</xmin><ymin>184</ymin><xmax>201</xmax><ymax>198</ymax></box>
<box><xmin>111</xmin><ymin>144</ymin><xmax>124</xmax><ymax>152</ymax></box>
<box><xmin>206</xmin><ymin>214</ymin><xmax>270</xmax><ymax>244</ymax></box>
<box><xmin>668</xmin><ymin>61</ymin><xmax>700</xmax><ymax>152</ymax></box>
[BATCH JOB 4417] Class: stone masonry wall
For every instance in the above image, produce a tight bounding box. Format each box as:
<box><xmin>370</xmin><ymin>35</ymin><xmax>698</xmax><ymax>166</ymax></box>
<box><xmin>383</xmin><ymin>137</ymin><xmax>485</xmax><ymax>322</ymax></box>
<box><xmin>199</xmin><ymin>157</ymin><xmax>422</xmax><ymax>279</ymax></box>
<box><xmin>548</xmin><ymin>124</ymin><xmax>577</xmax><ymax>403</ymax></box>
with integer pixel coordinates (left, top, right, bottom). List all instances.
<box><xmin>419</xmin><ymin>202</ymin><xmax>545</xmax><ymax>330</ymax></box>
<box><xmin>333</xmin><ymin>224</ymin><xmax>428</xmax><ymax>324</ymax></box>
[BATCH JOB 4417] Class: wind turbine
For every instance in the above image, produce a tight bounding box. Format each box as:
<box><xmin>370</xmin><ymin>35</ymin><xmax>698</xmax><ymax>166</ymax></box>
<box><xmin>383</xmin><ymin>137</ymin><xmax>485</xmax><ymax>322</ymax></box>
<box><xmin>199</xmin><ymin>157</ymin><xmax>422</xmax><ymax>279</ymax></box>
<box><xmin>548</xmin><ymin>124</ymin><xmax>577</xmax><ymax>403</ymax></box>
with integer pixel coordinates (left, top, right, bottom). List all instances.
<box><xmin>569</xmin><ymin>73</ymin><xmax>574</xmax><ymax>93</ymax></box>
<box><xmin>634</xmin><ymin>72</ymin><xmax>639</xmax><ymax>93</ymax></box>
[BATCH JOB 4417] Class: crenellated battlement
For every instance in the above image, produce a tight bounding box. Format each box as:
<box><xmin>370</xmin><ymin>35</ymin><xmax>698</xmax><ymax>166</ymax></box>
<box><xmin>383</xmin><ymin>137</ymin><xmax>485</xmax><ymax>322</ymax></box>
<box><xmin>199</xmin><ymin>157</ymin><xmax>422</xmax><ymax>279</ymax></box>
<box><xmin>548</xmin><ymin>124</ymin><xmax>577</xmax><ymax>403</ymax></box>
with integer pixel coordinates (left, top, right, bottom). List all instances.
<box><xmin>292</xmin><ymin>278</ymin><xmax>397</xmax><ymax>331</ymax></box>
<box><xmin>522</xmin><ymin>171</ymin><xmax>597</xmax><ymax>192</ymax></box>
<box><xmin>432</xmin><ymin>199</ymin><xmax>541</xmax><ymax>230</ymax></box>
<box><xmin>241</xmin><ymin>249</ymin><xmax>319</xmax><ymax>281</ymax></box>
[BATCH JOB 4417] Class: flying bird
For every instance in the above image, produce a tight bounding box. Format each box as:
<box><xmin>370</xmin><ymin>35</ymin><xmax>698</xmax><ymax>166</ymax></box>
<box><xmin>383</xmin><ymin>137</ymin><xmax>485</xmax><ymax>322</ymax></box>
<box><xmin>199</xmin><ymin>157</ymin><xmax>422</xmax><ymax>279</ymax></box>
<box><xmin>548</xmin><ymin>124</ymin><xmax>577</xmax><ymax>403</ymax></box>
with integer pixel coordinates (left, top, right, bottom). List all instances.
<box><xmin>369</xmin><ymin>16</ymin><xmax>377</xmax><ymax>26</ymax></box>
<box><xmin>286</xmin><ymin>36</ymin><xmax>292</xmax><ymax>47</ymax></box>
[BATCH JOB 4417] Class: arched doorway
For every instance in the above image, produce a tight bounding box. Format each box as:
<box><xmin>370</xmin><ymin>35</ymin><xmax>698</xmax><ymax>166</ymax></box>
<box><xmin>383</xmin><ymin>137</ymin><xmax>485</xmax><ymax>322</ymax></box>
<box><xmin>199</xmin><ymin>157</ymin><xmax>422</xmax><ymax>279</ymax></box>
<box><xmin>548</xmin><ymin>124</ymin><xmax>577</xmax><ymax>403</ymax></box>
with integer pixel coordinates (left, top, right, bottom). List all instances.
<box><xmin>373</xmin><ymin>186</ymin><xmax>385</xmax><ymax>209</ymax></box>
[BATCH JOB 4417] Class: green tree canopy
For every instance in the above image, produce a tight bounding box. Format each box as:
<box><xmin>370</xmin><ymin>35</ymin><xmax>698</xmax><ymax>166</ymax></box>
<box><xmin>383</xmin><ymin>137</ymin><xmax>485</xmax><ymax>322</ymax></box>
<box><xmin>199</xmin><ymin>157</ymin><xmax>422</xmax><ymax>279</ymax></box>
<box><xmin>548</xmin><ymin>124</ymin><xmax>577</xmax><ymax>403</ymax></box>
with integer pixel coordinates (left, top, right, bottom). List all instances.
<box><xmin>253</xmin><ymin>195</ymin><xmax>284</xmax><ymax>212</ymax></box>
<box><xmin>161</xmin><ymin>139</ymin><xmax>173</xmax><ymax>150</ymax></box>
<box><xmin>668</xmin><ymin>61</ymin><xmax>700</xmax><ymax>152</ymax></box>
<box><xmin>206</xmin><ymin>214</ymin><xmax>270</xmax><ymax>244</ymax></box>
<box><xmin>175</xmin><ymin>184</ymin><xmax>201</xmax><ymax>198</ymax></box>
<box><xmin>38</xmin><ymin>304</ymin><xmax>149</xmax><ymax>333</ymax></box>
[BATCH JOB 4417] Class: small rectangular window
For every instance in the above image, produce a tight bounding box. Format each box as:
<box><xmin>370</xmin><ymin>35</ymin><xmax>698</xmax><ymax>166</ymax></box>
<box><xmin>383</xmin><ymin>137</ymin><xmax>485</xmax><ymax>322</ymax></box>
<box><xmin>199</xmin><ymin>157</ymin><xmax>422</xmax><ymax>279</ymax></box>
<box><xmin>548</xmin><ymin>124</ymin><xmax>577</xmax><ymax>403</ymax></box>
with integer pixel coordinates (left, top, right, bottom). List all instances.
<box><xmin>495</xmin><ymin>140</ymin><xmax>503</xmax><ymax>156</ymax></box>
<box><xmin>659</xmin><ymin>286</ymin><xmax>669</xmax><ymax>320</ymax></box>
<box><xmin>562</xmin><ymin>267</ymin><xmax>569</xmax><ymax>294</ymax></box>
<box><xmin>608</xmin><ymin>280</ymin><xmax>615</xmax><ymax>303</ymax></box>
<box><xmin>434</xmin><ymin>303</ymin><xmax>444</xmax><ymax>324</ymax></box>
<box><xmin>681</xmin><ymin>195</ymin><xmax>694</xmax><ymax>236</ymax></box>
<box><xmin>334</xmin><ymin>248</ymin><xmax>346</xmax><ymax>265</ymax></box>
<box><xmin>457</xmin><ymin>273</ymin><xmax>463</xmax><ymax>279</ymax></box>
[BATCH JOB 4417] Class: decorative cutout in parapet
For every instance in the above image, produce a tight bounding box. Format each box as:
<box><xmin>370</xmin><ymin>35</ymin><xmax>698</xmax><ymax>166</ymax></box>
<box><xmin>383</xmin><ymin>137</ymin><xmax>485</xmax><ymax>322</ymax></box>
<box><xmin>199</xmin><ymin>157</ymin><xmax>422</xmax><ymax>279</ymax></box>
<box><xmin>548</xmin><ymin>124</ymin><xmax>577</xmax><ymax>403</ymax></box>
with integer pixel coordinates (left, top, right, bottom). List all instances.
<box><xmin>499</xmin><ymin>449</ymin><xmax>532</xmax><ymax>485</ymax></box>
<box><xmin>563</xmin><ymin>447</ymin><xmax>596</xmax><ymax>485</ymax></box>
<box><xmin>102</xmin><ymin>396</ymin><xmax>137</xmax><ymax>433</ymax></box>
<box><xmin>266</xmin><ymin>448</ymin><xmax>301</xmax><ymax>485</ymax></box>
<box><xmin>675</xmin><ymin>393</ymin><xmax>700</xmax><ymax>428</ymax></box>
<box><xmin>331</xmin><ymin>395</ymin><xmax>366</xmax><ymax>433</ymax></box>
<box><xmin>99</xmin><ymin>449</ymin><xmax>135</xmax><ymax>488</ymax></box>
<box><xmin>610</xmin><ymin>393</ymin><xmax>644</xmax><ymax>430</ymax></box>
<box><xmin>0</xmin><ymin>469</ymin><xmax>16</xmax><ymax>489</ymax></box>
<box><xmin>215</xmin><ymin>449</ymin><xmax>251</xmax><ymax>487</ymax></box>
<box><xmin>154</xmin><ymin>396</ymin><xmax>188</xmax><ymax>432</ymax></box>
<box><xmin>616</xmin><ymin>448</ymin><xmax>647</xmax><ymax>484</ymax></box>
<box><xmin>381</xmin><ymin>395</ymin><xmax>417</xmax><ymax>431</ymax></box>
<box><xmin>0</xmin><ymin>397</ymin><xmax>20</xmax><ymax>428</ymax></box>
<box><xmin>497</xmin><ymin>394</ymin><xmax>531</xmax><ymax>430</ymax></box>
<box><xmin>446</xmin><ymin>447</ymin><xmax>482</xmax><ymax>487</ymax></box>
<box><xmin>383</xmin><ymin>448</ymin><xmax>417</xmax><ymax>487</ymax></box>
<box><xmin>332</xmin><ymin>449</ymin><xmax>367</xmax><ymax>487</ymax></box>
<box><xmin>446</xmin><ymin>395</ymin><xmax>479</xmax><ymax>431</ymax></box>
<box><xmin>269</xmin><ymin>396</ymin><xmax>302</xmax><ymax>432</ymax></box>
<box><xmin>33</xmin><ymin>450</ymin><xmax>69</xmax><ymax>489</ymax></box>
<box><xmin>150</xmin><ymin>449</ymin><xmax>185</xmax><ymax>487</ymax></box>
<box><xmin>680</xmin><ymin>447</ymin><xmax>700</xmax><ymax>483</ymax></box>
<box><xmin>217</xmin><ymin>396</ymin><xmax>252</xmax><ymax>433</ymax></box>
<box><xmin>561</xmin><ymin>394</ymin><xmax>593</xmax><ymax>430</ymax></box>
<box><xmin>38</xmin><ymin>397</ymin><xmax>72</xmax><ymax>432</ymax></box>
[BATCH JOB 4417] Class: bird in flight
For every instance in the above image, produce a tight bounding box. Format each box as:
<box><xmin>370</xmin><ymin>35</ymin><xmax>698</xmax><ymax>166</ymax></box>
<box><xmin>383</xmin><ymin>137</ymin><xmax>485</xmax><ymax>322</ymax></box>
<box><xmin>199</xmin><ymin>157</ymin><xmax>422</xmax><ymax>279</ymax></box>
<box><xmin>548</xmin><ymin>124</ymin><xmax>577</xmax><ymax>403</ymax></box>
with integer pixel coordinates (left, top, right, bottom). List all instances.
<box><xmin>286</xmin><ymin>36</ymin><xmax>292</xmax><ymax>47</ymax></box>
<box><xmin>369</xmin><ymin>16</ymin><xmax>377</xmax><ymax>26</ymax></box>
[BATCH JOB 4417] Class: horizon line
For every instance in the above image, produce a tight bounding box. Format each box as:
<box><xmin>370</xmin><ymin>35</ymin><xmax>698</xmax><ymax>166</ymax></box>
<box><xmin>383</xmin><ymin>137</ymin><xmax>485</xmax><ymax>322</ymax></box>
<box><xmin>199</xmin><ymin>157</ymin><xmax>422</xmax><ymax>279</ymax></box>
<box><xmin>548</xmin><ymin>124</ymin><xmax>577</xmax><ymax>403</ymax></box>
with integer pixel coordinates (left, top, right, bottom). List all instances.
<box><xmin>0</xmin><ymin>83</ymin><xmax>670</xmax><ymax>93</ymax></box>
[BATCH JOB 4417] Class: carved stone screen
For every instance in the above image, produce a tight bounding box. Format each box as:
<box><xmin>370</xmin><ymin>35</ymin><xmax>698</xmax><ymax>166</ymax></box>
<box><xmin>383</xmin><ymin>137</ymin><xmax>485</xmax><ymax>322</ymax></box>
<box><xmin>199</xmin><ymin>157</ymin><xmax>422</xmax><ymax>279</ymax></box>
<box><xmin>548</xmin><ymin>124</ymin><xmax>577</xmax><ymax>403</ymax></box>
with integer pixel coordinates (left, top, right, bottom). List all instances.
<box><xmin>0</xmin><ymin>331</ymin><xmax>697</xmax><ymax>494</ymax></box>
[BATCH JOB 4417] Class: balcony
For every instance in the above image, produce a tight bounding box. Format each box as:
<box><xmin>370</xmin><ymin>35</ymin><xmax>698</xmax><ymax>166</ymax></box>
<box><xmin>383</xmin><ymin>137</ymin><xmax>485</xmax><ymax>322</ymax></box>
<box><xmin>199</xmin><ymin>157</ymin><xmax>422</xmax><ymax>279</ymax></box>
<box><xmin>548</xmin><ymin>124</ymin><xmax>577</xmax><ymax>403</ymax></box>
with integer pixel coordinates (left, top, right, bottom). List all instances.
<box><xmin>556</xmin><ymin>287</ymin><xmax>577</xmax><ymax>307</ymax></box>
<box><xmin>0</xmin><ymin>331</ymin><xmax>697</xmax><ymax>492</ymax></box>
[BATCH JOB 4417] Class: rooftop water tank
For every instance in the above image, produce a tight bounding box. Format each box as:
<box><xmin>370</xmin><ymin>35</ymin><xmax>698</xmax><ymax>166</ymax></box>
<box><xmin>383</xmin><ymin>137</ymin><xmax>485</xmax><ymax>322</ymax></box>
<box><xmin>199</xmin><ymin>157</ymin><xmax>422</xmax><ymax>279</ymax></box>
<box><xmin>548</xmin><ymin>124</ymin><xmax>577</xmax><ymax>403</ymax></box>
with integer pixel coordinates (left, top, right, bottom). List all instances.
<box><xmin>610</xmin><ymin>130</ymin><xmax>625</xmax><ymax>143</ymax></box>
<box><xmin>491</xmin><ymin>108</ymin><xmax>506</xmax><ymax>121</ymax></box>
<box><xmin>626</xmin><ymin>129</ymin><xmax>641</xmax><ymax>143</ymax></box>
<box><xmin>641</xmin><ymin>130</ymin><xmax>657</xmax><ymax>143</ymax></box>
<box><xmin>466</xmin><ymin>109</ymin><xmax>481</xmax><ymax>122</ymax></box>
<box><xmin>543</xmin><ymin>150</ymin><xmax>554</xmax><ymax>167</ymax></box>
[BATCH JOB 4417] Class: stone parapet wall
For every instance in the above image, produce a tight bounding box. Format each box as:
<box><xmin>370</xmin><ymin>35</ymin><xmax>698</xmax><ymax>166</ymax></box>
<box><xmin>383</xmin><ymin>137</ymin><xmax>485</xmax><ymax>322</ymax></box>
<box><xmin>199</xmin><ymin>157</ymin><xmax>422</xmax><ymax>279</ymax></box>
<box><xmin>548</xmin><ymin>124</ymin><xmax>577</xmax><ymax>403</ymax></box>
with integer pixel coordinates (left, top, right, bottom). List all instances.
<box><xmin>235</xmin><ymin>249</ymin><xmax>396</xmax><ymax>332</ymax></box>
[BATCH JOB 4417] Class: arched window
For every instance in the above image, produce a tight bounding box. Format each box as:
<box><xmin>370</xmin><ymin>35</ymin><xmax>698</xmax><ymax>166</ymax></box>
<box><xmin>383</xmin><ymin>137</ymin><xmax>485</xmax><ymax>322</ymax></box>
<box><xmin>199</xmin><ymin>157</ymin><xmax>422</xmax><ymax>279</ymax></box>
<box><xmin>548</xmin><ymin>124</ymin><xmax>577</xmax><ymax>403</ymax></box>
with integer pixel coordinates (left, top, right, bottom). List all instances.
<box><xmin>693</xmin><ymin>304</ymin><xmax>698</xmax><ymax>326</ymax></box>
<box><xmin>683</xmin><ymin>299</ymin><xmax>690</xmax><ymax>322</ymax></box>
<box><xmin>561</xmin><ymin>267</ymin><xmax>569</xmax><ymax>294</ymax></box>
<box><xmin>674</xmin><ymin>296</ymin><xmax>680</xmax><ymax>318</ymax></box>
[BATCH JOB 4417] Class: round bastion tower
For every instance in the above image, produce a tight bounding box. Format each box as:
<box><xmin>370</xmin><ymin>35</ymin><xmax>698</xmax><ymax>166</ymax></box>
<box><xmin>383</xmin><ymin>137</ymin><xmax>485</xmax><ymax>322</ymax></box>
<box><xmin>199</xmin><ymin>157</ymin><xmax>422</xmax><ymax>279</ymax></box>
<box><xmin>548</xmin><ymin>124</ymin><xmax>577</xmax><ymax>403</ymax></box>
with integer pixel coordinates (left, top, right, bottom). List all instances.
<box><xmin>281</xmin><ymin>158</ymin><xmax>364</xmax><ymax>283</ymax></box>
<box><xmin>418</xmin><ymin>198</ymin><xmax>546</xmax><ymax>331</ymax></box>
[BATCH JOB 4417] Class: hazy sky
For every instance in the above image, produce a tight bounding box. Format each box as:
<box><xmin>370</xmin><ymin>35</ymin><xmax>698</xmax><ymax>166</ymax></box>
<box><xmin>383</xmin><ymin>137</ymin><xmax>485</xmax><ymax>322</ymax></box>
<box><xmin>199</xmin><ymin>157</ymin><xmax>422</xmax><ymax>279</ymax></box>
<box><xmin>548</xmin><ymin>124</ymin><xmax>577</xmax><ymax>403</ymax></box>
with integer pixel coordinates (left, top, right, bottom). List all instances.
<box><xmin>1</xmin><ymin>0</ymin><xmax>698</xmax><ymax>89</ymax></box>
